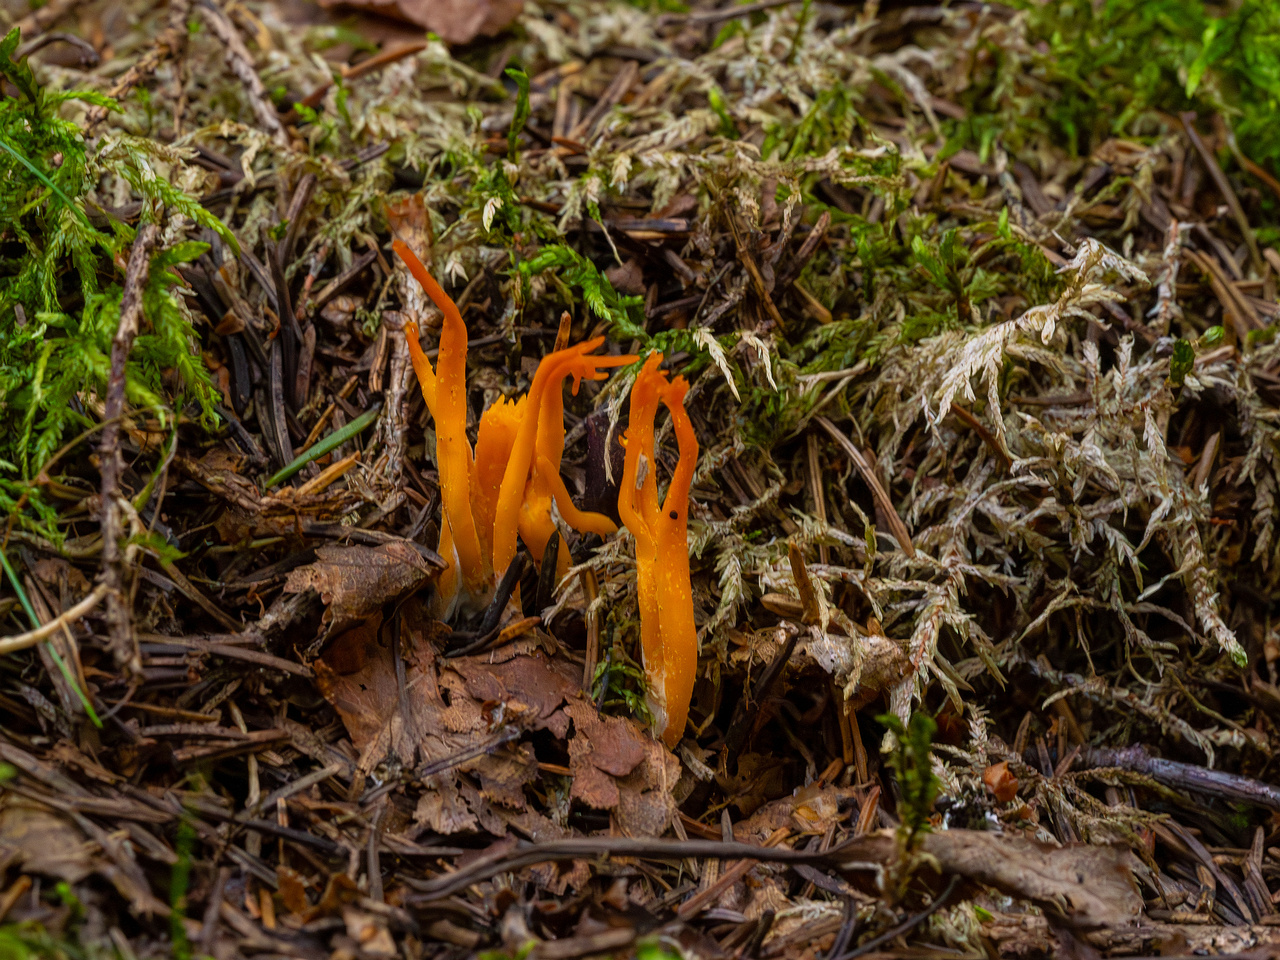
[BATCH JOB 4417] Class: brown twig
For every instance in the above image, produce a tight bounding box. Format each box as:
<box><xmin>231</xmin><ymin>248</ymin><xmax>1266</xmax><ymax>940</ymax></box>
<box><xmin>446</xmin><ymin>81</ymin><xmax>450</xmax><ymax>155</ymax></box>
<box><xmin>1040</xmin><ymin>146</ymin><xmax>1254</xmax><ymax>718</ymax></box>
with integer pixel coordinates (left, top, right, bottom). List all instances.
<box><xmin>949</xmin><ymin>402</ymin><xmax>1012</xmax><ymax>472</ymax></box>
<box><xmin>310</xmin><ymin>250</ymin><xmax>378</xmax><ymax>314</ymax></box>
<box><xmin>99</xmin><ymin>221</ymin><xmax>159</xmax><ymax>675</ymax></box>
<box><xmin>814</xmin><ymin>416</ymin><xmax>915</xmax><ymax>557</ymax></box>
<box><xmin>678</xmin><ymin>827</ymin><xmax>792</xmax><ymax>919</ymax></box>
<box><xmin>836</xmin><ymin>874</ymin><xmax>961</xmax><ymax>960</ymax></box>
<box><xmin>1075</xmin><ymin>744</ymin><xmax>1280</xmax><ymax>812</ymax></box>
<box><xmin>16</xmin><ymin>31</ymin><xmax>98</xmax><ymax>65</ymax></box>
<box><xmin>806</xmin><ymin>433</ymin><xmax>831</xmax><ymax>565</ymax></box>
<box><xmin>663</xmin><ymin>0</ymin><xmax>805</xmax><ymax>26</ymax></box>
<box><xmin>198</xmin><ymin>0</ymin><xmax>290</xmax><ymax>149</ymax></box>
<box><xmin>12</xmin><ymin>0</ymin><xmax>86</xmax><ymax>36</ymax></box>
<box><xmin>86</xmin><ymin>0</ymin><xmax>190</xmax><ymax>132</ymax></box>
<box><xmin>286</xmin><ymin>42</ymin><xmax>429</xmax><ymax>122</ymax></box>
<box><xmin>1185</xmin><ymin>248</ymin><xmax>1260</xmax><ymax>339</ymax></box>
<box><xmin>569</xmin><ymin>60</ymin><xmax>638</xmax><ymax>142</ymax></box>
<box><xmin>729</xmin><ymin>216</ymin><xmax>787</xmax><ymax>329</ymax></box>
<box><xmin>403</xmin><ymin>836</ymin><xmax>832</xmax><ymax>902</ymax></box>
<box><xmin>1180</xmin><ymin>113</ymin><xmax>1262</xmax><ymax>275</ymax></box>
<box><xmin>777</xmin><ymin>210</ymin><xmax>830</xmax><ymax>289</ymax></box>
<box><xmin>373</xmin><ymin>315</ymin><xmax>411</xmax><ymax>492</ymax></box>
<box><xmin>788</xmin><ymin>541</ymin><xmax>822</xmax><ymax>624</ymax></box>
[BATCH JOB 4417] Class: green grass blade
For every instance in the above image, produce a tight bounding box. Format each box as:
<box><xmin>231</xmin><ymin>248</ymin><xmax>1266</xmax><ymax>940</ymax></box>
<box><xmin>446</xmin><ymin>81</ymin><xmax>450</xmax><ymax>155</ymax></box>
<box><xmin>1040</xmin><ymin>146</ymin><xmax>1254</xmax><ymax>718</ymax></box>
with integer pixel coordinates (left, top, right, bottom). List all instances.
<box><xmin>0</xmin><ymin>135</ymin><xmax>96</xmax><ymax>232</ymax></box>
<box><xmin>264</xmin><ymin>400</ymin><xmax>382</xmax><ymax>489</ymax></box>
<box><xmin>0</xmin><ymin>548</ymin><xmax>103</xmax><ymax>727</ymax></box>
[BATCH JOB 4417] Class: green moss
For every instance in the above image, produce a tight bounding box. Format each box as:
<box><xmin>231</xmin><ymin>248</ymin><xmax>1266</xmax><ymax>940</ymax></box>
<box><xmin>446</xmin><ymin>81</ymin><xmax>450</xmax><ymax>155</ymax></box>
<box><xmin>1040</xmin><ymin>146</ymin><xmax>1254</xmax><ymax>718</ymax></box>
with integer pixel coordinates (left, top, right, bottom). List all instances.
<box><xmin>0</xmin><ymin>29</ymin><xmax>233</xmax><ymax>539</ymax></box>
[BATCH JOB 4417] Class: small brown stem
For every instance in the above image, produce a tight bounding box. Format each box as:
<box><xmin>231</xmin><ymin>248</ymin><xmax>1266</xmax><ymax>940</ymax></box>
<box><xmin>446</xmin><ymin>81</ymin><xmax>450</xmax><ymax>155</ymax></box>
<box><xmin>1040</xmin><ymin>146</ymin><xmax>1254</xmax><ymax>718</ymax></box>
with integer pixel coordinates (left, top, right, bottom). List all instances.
<box><xmin>1181</xmin><ymin>113</ymin><xmax>1262</xmax><ymax>276</ymax></box>
<box><xmin>200</xmin><ymin>0</ymin><xmax>290</xmax><ymax>149</ymax></box>
<box><xmin>949</xmin><ymin>402</ymin><xmax>1012</xmax><ymax>472</ymax></box>
<box><xmin>815</xmin><ymin>416</ymin><xmax>915</xmax><ymax>558</ymax></box>
<box><xmin>85</xmin><ymin>0</ymin><xmax>190</xmax><ymax>132</ymax></box>
<box><xmin>788</xmin><ymin>541</ymin><xmax>821</xmax><ymax>624</ymax></box>
<box><xmin>806</xmin><ymin>432</ymin><xmax>830</xmax><ymax>565</ymax></box>
<box><xmin>98</xmin><ymin>221</ymin><xmax>159</xmax><ymax>675</ymax></box>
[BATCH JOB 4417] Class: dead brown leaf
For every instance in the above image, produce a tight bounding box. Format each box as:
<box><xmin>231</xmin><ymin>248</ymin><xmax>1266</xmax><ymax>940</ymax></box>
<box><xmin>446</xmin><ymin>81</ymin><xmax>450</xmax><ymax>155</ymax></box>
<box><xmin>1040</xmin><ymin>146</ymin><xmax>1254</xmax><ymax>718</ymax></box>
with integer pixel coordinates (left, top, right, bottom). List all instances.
<box><xmin>314</xmin><ymin>0</ymin><xmax>522</xmax><ymax>45</ymax></box>
<box><xmin>302</xmin><ymin>872</ymin><xmax>362</xmax><ymax>922</ymax></box>
<box><xmin>566</xmin><ymin>697</ymin><xmax>646</xmax><ymax>811</ymax></box>
<box><xmin>0</xmin><ymin>797</ymin><xmax>93</xmax><ymax>882</ymax></box>
<box><xmin>468</xmin><ymin>741</ymin><xmax>538</xmax><ymax>809</ymax></box>
<box><xmin>449</xmin><ymin>652</ymin><xmax>579</xmax><ymax>735</ymax></box>
<box><xmin>315</xmin><ymin>600</ymin><xmax>562</xmax><ymax>834</ymax></box>
<box><xmin>922</xmin><ymin>831</ymin><xmax>1143</xmax><ymax>928</ymax></box>
<box><xmin>564</xmin><ymin>697</ymin><xmax>679</xmax><ymax>835</ymax></box>
<box><xmin>717</xmin><ymin>752</ymin><xmax>790</xmax><ymax>818</ymax></box>
<box><xmin>286</xmin><ymin>542</ymin><xmax>439</xmax><ymax>638</ymax></box>
<box><xmin>735</xmin><ymin>783</ymin><xmax>861</xmax><ymax>841</ymax></box>
<box><xmin>605</xmin><ymin>258</ymin><xmax>645</xmax><ymax>296</ymax></box>
<box><xmin>278</xmin><ymin>865</ymin><xmax>310</xmax><ymax>916</ymax></box>
<box><xmin>32</xmin><ymin>558</ymin><xmax>90</xmax><ymax>597</ymax></box>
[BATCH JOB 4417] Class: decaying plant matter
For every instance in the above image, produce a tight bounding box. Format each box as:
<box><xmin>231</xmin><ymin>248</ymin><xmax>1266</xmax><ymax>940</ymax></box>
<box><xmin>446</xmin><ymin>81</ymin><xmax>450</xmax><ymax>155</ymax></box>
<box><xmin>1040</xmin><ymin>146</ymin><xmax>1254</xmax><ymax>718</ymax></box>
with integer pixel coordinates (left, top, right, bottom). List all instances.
<box><xmin>6</xmin><ymin>0</ymin><xmax>1280</xmax><ymax>957</ymax></box>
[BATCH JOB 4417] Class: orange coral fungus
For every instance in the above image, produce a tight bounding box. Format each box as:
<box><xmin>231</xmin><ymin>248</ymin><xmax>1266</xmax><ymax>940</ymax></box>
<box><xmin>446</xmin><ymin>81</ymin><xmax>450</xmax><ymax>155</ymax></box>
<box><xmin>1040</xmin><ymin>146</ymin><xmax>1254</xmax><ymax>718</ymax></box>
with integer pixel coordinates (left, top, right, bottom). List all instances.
<box><xmin>392</xmin><ymin>240</ymin><xmax>634</xmax><ymax>616</ymax></box>
<box><xmin>618</xmin><ymin>353</ymin><xmax>699</xmax><ymax>748</ymax></box>
<box><xmin>491</xmin><ymin>339</ymin><xmax>635</xmax><ymax>583</ymax></box>
<box><xmin>395</xmin><ymin>240</ymin><xmax>486</xmax><ymax>612</ymax></box>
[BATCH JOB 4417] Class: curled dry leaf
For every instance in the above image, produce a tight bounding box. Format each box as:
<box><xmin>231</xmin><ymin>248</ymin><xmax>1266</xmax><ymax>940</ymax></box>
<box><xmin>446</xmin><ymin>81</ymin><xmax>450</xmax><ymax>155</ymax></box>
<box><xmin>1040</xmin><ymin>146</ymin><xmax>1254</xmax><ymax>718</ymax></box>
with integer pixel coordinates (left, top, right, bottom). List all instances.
<box><xmin>735</xmin><ymin>783</ymin><xmax>862</xmax><ymax>841</ymax></box>
<box><xmin>315</xmin><ymin>0</ymin><xmax>523</xmax><ymax>45</ymax></box>
<box><xmin>798</xmin><ymin>627</ymin><xmax>909</xmax><ymax>709</ymax></box>
<box><xmin>819</xmin><ymin>829</ymin><xmax>1141</xmax><ymax>928</ymax></box>
<box><xmin>920</xmin><ymin>830</ymin><xmax>1143</xmax><ymax>928</ymax></box>
<box><xmin>285</xmin><ymin>542</ymin><xmax>440</xmax><ymax>638</ymax></box>
<box><xmin>983</xmin><ymin>760</ymin><xmax>1019</xmax><ymax>803</ymax></box>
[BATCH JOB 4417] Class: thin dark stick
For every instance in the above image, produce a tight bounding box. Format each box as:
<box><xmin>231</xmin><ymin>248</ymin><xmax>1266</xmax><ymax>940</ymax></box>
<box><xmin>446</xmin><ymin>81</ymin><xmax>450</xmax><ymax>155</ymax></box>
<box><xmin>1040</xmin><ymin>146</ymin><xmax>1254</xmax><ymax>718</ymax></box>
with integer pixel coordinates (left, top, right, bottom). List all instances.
<box><xmin>367</xmin><ymin>801</ymin><xmax>385</xmax><ymax>903</ymax></box>
<box><xmin>746</xmin><ymin>909</ymin><xmax>776</xmax><ymax>959</ymax></box>
<box><xmin>1180</xmin><ymin>113</ymin><xmax>1261</xmax><ymax>275</ymax></box>
<box><xmin>99</xmin><ymin>220</ymin><xmax>159</xmax><ymax>675</ymax></box>
<box><xmin>535</xmin><ymin>533</ymin><xmax>560</xmax><ymax>612</ymax></box>
<box><xmin>279</xmin><ymin>173</ymin><xmax>316</xmax><ymax>267</ymax></box>
<box><xmin>414</xmin><ymin>726</ymin><xmax>521</xmax><ymax>781</ymax></box>
<box><xmin>838</xmin><ymin>874</ymin><xmax>960</xmax><ymax>960</ymax></box>
<box><xmin>478</xmin><ymin>554</ymin><xmax>528</xmax><ymax>639</ymax></box>
<box><xmin>777</xmin><ymin>210</ymin><xmax>830</xmax><ymax>288</ymax></box>
<box><xmin>311</xmin><ymin>249</ymin><xmax>378</xmax><ymax>313</ymax></box>
<box><xmin>825</xmin><ymin>897</ymin><xmax>859</xmax><ymax>960</ymax></box>
<box><xmin>724</xmin><ymin>624</ymin><xmax>798</xmax><ymax>761</ymax></box>
<box><xmin>391</xmin><ymin>610</ymin><xmax>415</xmax><ymax>747</ymax></box>
<box><xmin>269</xmin><ymin>246</ymin><xmax>302</xmax><ymax>408</ymax></box>
<box><xmin>199</xmin><ymin>866</ymin><xmax>230</xmax><ymax>956</ymax></box>
<box><xmin>1070</xmin><ymin>745</ymin><xmax>1280</xmax><ymax>812</ymax></box>
<box><xmin>666</xmin><ymin>0</ymin><xmax>803</xmax><ymax>26</ymax></box>
<box><xmin>404</xmin><ymin>836</ymin><xmax>845</xmax><ymax>902</ymax></box>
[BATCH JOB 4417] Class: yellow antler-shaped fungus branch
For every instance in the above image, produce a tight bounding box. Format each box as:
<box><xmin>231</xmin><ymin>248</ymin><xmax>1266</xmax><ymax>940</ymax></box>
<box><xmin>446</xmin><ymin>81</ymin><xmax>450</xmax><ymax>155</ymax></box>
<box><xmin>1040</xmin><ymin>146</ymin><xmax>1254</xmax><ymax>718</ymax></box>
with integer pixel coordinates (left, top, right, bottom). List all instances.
<box><xmin>491</xmin><ymin>338</ymin><xmax>635</xmax><ymax>583</ymax></box>
<box><xmin>392</xmin><ymin>239</ymin><xmax>636</xmax><ymax>617</ymax></box>
<box><xmin>618</xmin><ymin>353</ymin><xmax>699</xmax><ymax>748</ymax></box>
<box><xmin>394</xmin><ymin>240</ymin><xmax>488</xmax><ymax>613</ymax></box>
